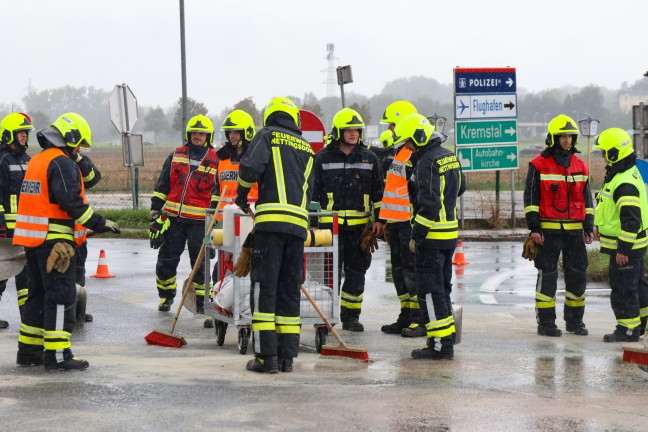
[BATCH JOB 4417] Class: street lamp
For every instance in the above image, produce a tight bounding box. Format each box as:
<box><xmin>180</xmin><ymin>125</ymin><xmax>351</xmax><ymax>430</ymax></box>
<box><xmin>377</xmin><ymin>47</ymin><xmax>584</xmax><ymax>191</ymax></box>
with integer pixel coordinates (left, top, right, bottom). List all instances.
<box><xmin>578</xmin><ymin>116</ymin><xmax>600</xmax><ymax>176</ymax></box>
<box><xmin>336</xmin><ymin>65</ymin><xmax>353</xmax><ymax>108</ymax></box>
<box><xmin>427</xmin><ymin>113</ymin><xmax>447</xmax><ymax>134</ymax></box>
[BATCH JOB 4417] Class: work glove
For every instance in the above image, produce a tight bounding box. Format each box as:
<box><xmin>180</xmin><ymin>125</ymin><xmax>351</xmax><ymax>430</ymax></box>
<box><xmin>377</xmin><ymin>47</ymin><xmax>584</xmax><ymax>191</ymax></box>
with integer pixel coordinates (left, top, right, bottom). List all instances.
<box><xmin>0</xmin><ymin>213</ymin><xmax>6</xmax><ymax>238</ymax></box>
<box><xmin>409</xmin><ymin>239</ymin><xmax>417</xmax><ymax>255</ymax></box>
<box><xmin>521</xmin><ymin>235</ymin><xmax>536</xmax><ymax>261</ymax></box>
<box><xmin>234</xmin><ymin>194</ymin><xmax>250</xmax><ymax>214</ymax></box>
<box><xmin>46</xmin><ymin>242</ymin><xmax>75</xmax><ymax>274</ymax></box>
<box><xmin>233</xmin><ymin>231</ymin><xmax>255</xmax><ymax>277</ymax></box>
<box><xmin>360</xmin><ymin>229</ymin><xmax>379</xmax><ymax>254</ymax></box>
<box><xmin>98</xmin><ymin>219</ymin><xmax>121</xmax><ymax>235</ymax></box>
<box><xmin>382</xmin><ymin>224</ymin><xmax>391</xmax><ymax>245</ymax></box>
<box><xmin>149</xmin><ymin>212</ymin><xmax>170</xmax><ymax>249</ymax></box>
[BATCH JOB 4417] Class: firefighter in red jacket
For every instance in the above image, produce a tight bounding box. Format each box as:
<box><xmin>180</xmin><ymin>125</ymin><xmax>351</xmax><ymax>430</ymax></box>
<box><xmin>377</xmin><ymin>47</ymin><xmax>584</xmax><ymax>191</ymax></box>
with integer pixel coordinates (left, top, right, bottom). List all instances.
<box><xmin>524</xmin><ymin>114</ymin><xmax>594</xmax><ymax>337</ymax></box>
<box><xmin>14</xmin><ymin>113</ymin><xmax>120</xmax><ymax>370</ymax></box>
<box><xmin>0</xmin><ymin>112</ymin><xmax>33</xmax><ymax>328</ymax></box>
<box><xmin>151</xmin><ymin>115</ymin><xmax>219</xmax><ymax>314</ymax></box>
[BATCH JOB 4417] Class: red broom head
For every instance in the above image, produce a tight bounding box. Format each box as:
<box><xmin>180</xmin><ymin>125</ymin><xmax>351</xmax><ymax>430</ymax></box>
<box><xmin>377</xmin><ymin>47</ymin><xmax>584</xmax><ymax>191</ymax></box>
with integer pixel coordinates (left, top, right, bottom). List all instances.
<box><xmin>622</xmin><ymin>347</ymin><xmax>648</xmax><ymax>366</ymax></box>
<box><xmin>320</xmin><ymin>346</ymin><xmax>369</xmax><ymax>362</ymax></box>
<box><xmin>145</xmin><ymin>330</ymin><xmax>186</xmax><ymax>348</ymax></box>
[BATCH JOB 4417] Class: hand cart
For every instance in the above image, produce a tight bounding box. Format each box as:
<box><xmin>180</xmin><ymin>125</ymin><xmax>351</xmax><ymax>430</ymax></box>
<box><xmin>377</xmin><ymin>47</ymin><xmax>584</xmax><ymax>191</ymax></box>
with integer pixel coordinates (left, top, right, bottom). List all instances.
<box><xmin>203</xmin><ymin>210</ymin><xmax>339</xmax><ymax>354</ymax></box>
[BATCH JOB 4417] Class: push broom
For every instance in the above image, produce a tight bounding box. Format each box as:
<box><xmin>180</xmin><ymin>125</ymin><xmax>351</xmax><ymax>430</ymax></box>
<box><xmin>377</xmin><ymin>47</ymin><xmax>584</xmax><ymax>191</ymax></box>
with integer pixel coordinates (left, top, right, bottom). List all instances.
<box><xmin>300</xmin><ymin>284</ymin><xmax>369</xmax><ymax>361</ymax></box>
<box><xmin>145</xmin><ymin>187</ymin><xmax>228</xmax><ymax>348</ymax></box>
<box><xmin>622</xmin><ymin>326</ymin><xmax>648</xmax><ymax>372</ymax></box>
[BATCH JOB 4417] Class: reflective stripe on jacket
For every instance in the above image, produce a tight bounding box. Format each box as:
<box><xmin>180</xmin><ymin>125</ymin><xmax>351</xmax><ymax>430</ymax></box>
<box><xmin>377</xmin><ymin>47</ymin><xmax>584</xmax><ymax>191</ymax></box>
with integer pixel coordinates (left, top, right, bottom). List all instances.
<box><xmin>0</xmin><ymin>148</ymin><xmax>30</xmax><ymax>230</ymax></box>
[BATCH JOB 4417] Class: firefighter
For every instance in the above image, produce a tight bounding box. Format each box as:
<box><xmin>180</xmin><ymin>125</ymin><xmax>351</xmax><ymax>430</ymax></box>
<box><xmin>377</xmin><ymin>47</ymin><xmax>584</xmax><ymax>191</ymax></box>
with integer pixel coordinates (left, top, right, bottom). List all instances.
<box><xmin>312</xmin><ymin>107</ymin><xmax>384</xmax><ymax>332</ymax></box>
<box><xmin>14</xmin><ymin>112</ymin><xmax>121</xmax><ymax>370</ymax></box>
<box><xmin>593</xmin><ymin>128</ymin><xmax>648</xmax><ymax>341</ymax></box>
<box><xmin>394</xmin><ymin>113</ymin><xmax>465</xmax><ymax>360</ymax></box>
<box><xmin>378</xmin><ymin>101</ymin><xmax>425</xmax><ymax>338</ymax></box>
<box><xmin>73</xmin><ymin>149</ymin><xmax>102</xmax><ymax>323</ymax></box>
<box><xmin>524</xmin><ymin>114</ymin><xmax>594</xmax><ymax>337</ymax></box>
<box><xmin>150</xmin><ymin>115</ymin><xmax>219</xmax><ymax>315</ymax></box>
<box><xmin>235</xmin><ymin>96</ymin><xmax>314</xmax><ymax>373</ymax></box>
<box><xmin>0</xmin><ymin>113</ymin><xmax>33</xmax><ymax>328</ymax></box>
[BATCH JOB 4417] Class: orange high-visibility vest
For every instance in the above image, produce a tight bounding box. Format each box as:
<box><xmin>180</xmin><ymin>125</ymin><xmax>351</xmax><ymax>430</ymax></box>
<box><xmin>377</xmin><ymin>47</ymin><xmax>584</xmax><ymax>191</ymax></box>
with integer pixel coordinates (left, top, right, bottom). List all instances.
<box><xmin>379</xmin><ymin>147</ymin><xmax>412</xmax><ymax>222</ymax></box>
<box><xmin>215</xmin><ymin>158</ymin><xmax>258</xmax><ymax>221</ymax></box>
<box><xmin>13</xmin><ymin>148</ymin><xmax>85</xmax><ymax>247</ymax></box>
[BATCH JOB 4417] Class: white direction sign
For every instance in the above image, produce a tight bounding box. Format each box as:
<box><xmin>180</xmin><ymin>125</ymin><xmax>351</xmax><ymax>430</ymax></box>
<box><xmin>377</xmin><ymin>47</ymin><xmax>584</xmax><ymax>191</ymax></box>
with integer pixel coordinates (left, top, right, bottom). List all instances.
<box><xmin>455</xmin><ymin>94</ymin><xmax>517</xmax><ymax>120</ymax></box>
<box><xmin>109</xmin><ymin>84</ymin><xmax>138</xmax><ymax>133</ymax></box>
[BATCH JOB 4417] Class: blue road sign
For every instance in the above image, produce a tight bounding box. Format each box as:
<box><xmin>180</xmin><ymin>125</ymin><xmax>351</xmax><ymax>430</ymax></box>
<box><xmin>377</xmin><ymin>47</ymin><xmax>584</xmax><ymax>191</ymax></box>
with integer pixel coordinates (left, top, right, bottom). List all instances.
<box><xmin>454</xmin><ymin>67</ymin><xmax>516</xmax><ymax>94</ymax></box>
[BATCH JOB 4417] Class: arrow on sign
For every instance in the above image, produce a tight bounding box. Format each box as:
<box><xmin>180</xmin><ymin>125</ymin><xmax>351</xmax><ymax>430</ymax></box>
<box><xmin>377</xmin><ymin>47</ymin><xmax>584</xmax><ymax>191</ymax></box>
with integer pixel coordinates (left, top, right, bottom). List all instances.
<box><xmin>504</xmin><ymin>102</ymin><xmax>515</xmax><ymax>110</ymax></box>
<box><xmin>506</xmin><ymin>152</ymin><xmax>517</xmax><ymax>161</ymax></box>
<box><xmin>506</xmin><ymin>78</ymin><xmax>514</xmax><ymax>87</ymax></box>
<box><xmin>505</xmin><ymin>127</ymin><xmax>516</xmax><ymax>136</ymax></box>
<box><xmin>458</xmin><ymin>151</ymin><xmax>471</xmax><ymax>168</ymax></box>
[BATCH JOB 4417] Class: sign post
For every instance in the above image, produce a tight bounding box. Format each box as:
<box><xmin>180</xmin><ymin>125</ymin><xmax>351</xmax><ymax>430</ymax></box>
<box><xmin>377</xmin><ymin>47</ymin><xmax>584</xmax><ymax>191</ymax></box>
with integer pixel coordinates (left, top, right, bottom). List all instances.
<box><xmin>109</xmin><ymin>84</ymin><xmax>140</xmax><ymax>209</ymax></box>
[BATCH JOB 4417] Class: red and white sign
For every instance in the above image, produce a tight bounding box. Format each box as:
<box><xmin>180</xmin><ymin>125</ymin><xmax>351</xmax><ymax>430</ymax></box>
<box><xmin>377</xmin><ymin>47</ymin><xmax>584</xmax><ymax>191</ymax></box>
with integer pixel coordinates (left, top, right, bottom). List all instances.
<box><xmin>300</xmin><ymin>110</ymin><xmax>326</xmax><ymax>153</ymax></box>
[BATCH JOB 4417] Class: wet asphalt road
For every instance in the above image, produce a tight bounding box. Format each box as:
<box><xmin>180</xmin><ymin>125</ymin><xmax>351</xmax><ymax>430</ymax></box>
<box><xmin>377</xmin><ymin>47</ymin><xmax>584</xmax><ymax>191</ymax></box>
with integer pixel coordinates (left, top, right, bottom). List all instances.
<box><xmin>1</xmin><ymin>239</ymin><xmax>647</xmax><ymax>432</ymax></box>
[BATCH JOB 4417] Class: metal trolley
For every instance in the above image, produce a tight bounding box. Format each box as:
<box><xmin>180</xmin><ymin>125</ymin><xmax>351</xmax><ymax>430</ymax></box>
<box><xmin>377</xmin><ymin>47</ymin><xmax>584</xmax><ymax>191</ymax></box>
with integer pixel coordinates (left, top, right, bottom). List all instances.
<box><xmin>203</xmin><ymin>210</ymin><xmax>339</xmax><ymax>354</ymax></box>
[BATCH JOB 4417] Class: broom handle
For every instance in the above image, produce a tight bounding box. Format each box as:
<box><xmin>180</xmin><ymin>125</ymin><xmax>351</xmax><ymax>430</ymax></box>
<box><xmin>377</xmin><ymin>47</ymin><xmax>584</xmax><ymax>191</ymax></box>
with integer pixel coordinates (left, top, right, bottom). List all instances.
<box><xmin>300</xmin><ymin>284</ymin><xmax>349</xmax><ymax>349</ymax></box>
<box><xmin>171</xmin><ymin>186</ymin><xmax>228</xmax><ymax>333</ymax></box>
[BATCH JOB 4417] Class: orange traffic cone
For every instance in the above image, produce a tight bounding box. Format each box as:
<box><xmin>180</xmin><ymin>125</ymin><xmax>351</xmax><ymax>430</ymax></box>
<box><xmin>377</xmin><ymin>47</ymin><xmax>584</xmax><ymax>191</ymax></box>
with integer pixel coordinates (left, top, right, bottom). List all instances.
<box><xmin>91</xmin><ymin>249</ymin><xmax>115</xmax><ymax>278</ymax></box>
<box><xmin>452</xmin><ymin>239</ymin><xmax>470</xmax><ymax>266</ymax></box>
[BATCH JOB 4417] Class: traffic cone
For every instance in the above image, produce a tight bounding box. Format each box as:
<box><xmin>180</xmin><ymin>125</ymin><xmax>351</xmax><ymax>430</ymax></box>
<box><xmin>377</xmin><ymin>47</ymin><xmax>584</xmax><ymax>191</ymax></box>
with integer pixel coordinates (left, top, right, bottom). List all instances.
<box><xmin>452</xmin><ymin>239</ymin><xmax>470</xmax><ymax>266</ymax></box>
<box><xmin>91</xmin><ymin>249</ymin><xmax>115</xmax><ymax>278</ymax></box>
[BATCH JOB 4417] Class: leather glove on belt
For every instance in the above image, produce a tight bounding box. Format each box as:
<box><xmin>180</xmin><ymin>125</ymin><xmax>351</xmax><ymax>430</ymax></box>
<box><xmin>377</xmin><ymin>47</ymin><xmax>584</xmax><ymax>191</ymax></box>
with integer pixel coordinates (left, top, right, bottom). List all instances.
<box><xmin>46</xmin><ymin>242</ymin><xmax>75</xmax><ymax>274</ymax></box>
<box><xmin>360</xmin><ymin>229</ymin><xmax>379</xmax><ymax>254</ymax></box>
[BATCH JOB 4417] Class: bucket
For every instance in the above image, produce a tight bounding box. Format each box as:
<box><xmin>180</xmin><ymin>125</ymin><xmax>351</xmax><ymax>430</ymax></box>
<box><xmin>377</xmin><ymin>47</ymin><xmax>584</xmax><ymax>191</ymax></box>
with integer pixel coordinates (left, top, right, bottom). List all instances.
<box><xmin>222</xmin><ymin>204</ymin><xmax>254</xmax><ymax>247</ymax></box>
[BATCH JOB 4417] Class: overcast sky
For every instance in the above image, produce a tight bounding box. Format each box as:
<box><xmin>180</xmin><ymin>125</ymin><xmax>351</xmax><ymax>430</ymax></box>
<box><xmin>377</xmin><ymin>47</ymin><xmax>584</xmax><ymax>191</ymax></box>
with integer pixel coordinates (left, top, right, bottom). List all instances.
<box><xmin>3</xmin><ymin>0</ymin><xmax>647</xmax><ymax>114</ymax></box>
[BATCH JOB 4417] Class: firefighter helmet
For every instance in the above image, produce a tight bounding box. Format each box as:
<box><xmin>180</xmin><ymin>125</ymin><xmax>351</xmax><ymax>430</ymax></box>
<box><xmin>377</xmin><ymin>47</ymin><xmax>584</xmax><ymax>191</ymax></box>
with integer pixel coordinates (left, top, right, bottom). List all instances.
<box><xmin>186</xmin><ymin>114</ymin><xmax>214</xmax><ymax>145</ymax></box>
<box><xmin>392</xmin><ymin>113</ymin><xmax>435</xmax><ymax>148</ymax></box>
<box><xmin>263</xmin><ymin>97</ymin><xmax>300</xmax><ymax>128</ymax></box>
<box><xmin>546</xmin><ymin>114</ymin><xmax>579</xmax><ymax>147</ymax></box>
<box><xmin>1</xmin><ymin>112</ymin><xmax>34</xmax><ymax>146</ymax></box>
<box><xmin>51</xmin><ymin>112</ymin><xmax>92</xmax><ymax>148</ymax></box>
<box><xmin>380</xmin><ymin>129</ymin><xmax>394</xmax><ymax>148</ymax></box>
<box><xmin>594</xmin><ymin>128</ymin><xmax>634</xmax><ymax>166</ymax></box>
<box><xmin>331</xmin><ymin>108</ymin><xmax>365</xmax><ymax>141</ymax></box>
<box><xmin>221</xmin><ymin>109</ymin><xmax>256</xmax><ymax>143</ymax></box>
<box><xmin>381</xmin><ymin>101</ymin><xmax>417</xmax><ymax>125</ymax></box>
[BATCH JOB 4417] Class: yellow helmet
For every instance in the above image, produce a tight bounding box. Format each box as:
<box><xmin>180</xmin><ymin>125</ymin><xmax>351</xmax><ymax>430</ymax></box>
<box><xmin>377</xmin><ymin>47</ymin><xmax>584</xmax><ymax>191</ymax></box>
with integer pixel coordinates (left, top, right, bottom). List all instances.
<box><xmin>331</xmin><ymin>108</ymin><xmax>365</xmax><ymax>141</ymax></box>
<box><xmin>392</xmin><ymin>113</ymin><xmax>435</xmax><ymax>148</ymax></box>
<box><xmin>379</xmin><ymin>129</ymin><xmax>394</xmax><ymax>148</ymax></box>
<box><xmin>381</xmin><ymin>101</ymin><xmax>417</xmax><ymax>125</ymax></box>
<box><xmin>221</xmin><ymin>109</ymin><xmax>256</xmax><ymax>142</ymax></box>
<box><xmin>546</xmin><ymin>114</ymin><xmax>579</xmax><ymax>147</ymax></box>
<box><xmin>263</xmin><ymin>96</ymin><xmax>300</xmax><ymax>128</ymax></box>
<box><xmin>594</xmin><ymin>128</ymin><xmax>634</xmax><ymax>166</ymax></box>
<box><xmin>186</xmin><ymin>114</ymin><xmax>214</xmax><ymax>145</ymax></box>
<box><xmin>51</xmin><ymin>112</ymin><xmax>92</xmax><ymax>148</ymax></box>
<box><xmin>1</xmin><ymin>112</ymin><xmax>34</xmax><ymax>145</ymax></box>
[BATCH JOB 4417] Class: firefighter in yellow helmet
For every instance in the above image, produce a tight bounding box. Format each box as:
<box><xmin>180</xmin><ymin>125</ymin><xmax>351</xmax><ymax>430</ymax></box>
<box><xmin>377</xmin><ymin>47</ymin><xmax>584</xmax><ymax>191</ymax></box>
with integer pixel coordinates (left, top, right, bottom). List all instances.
<box><xmin>312</xmin><ymin>107</ymin><xmax>385</xmax><ymax>333</ymax></box>
<box><xmin>150</xmin><ymin>114</ymin><xmax>219</xmax><ymax>314</ymax></box>
<box><xmin>0</xmin><ymin>113</ymin><xmax>33</xmax><ymax>328</ymax></box>
<box><xmin>14</xmin><ymin>113</ymin><xmax>120</xmax><ymax>370</ymax></box>
<box><xmin>393</xmin><ymin>113</ymin><xmax>465</xmax><ymax>360</ymax></box>
<box><xmin>235</xmin><ymin>97</ymin><xmax>314</xmax><ymax>373</ymax></box>
<box><xmin>524</xmin><ymin>114</ymin><xmax>594</xmax><ymax>337</ymax></box>
<box><xmin>377</xmin><ymin>101</ymin><xmax>425</xmax><ymax>338</ymax></box>
<box><xmin>593</xmin><ymin>128</ymin><xmax>648</xmax><ymax>341</ymax></box>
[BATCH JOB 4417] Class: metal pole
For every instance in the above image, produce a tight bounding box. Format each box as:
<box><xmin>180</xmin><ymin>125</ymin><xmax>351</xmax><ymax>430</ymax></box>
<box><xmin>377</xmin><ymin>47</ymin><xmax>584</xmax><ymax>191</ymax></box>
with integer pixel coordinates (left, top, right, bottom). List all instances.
<box><xmin>122</xmin><ymin>84</ymin><xmax>137</xmax><ymax>209</ymax></box>
<box><xmin>339</xmin><ymin>84</ymin><xmax>345</xmax><ymax>108</ymax></box>
<box><xmin>179</xmin><ymin>0</ymin><xmax>188</xmax><ymax>143</ymax></box>
<box><xmin>510</xmin><ymin>170</ymin><xmax>516</xmax><ymax>228</ymax></box>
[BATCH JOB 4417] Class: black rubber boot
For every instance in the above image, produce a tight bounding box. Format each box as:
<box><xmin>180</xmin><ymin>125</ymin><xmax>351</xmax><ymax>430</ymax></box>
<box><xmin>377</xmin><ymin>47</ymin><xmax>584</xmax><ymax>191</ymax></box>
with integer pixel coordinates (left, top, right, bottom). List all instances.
<box><xmin>203</xmin><ymin>318</ymin><xmax>214</xmax><ymax>328</ymax></box>
<box><xmin>84</xmin><ymin>313</ymin><xmax>94</xmax><ymax>323</ymax></box>
<box><xmin>196</xmin><ymin>297</ymin><xmax>204</xmax><ymax>315</ymax></box>
<box><xmin>246</xmin><ymin>356</ymin><xmax>279</xmax><ymax>374</ymax></box>
<box><xmin>381</xmin><ymin>320</ymin><xmax>408</xmax><ymax>334</ymax></box>
<box><xmin>342</xmin><ymin>320</ymin><xmax>364</xmax><ymax>332</ymax></box>
<box><xmin>401</xmin><ymin>323</ymin><xmax>427</xmax><ymax>338</ymax></box>
<box><xmin>603</xmin><ymin>327</ymin><xmax>641</xmax><ymax>343</ymax></box>
<box><xmin>158</xmin><ymin>297</ymin><xmax>173</xmax><ymax>312</ymax></box>
<box><xmin>565</xmin><ymin>321</ymin><xmax>588</xmax><ymax>335</ymax></box>
<box><xmin>537</xmin><ymin>323</ymin><xmax>562</xmax><ymax>337</ymax></box>
<box><xmin>43</xmin><ymin>351</ymin><xmax>89</xmax><ymax>371</ymax></box>
<box><xmin>411</xmin><ymin>337</ymin><xmax>454</xmax><ymax>360</ymax></box>
<box><xmin>0</xmin><ymin>319</ymin><xmax>8</xmax><ymax>329</ymax></box>
<box><xmin>17</xmin><ymin>351</ymin><xmax>44</xmax><ymax>367</ymax></box>
<box><xmin>279</xmin><ymin>357</ymin><xmax>293</xmax><ymax>372</ymax></box>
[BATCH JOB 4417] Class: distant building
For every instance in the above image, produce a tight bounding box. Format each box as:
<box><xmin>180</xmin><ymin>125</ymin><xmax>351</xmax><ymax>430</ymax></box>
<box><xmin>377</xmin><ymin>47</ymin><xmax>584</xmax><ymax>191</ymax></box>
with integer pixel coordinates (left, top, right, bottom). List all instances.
<box><xmin>619</xmin><ymin>94</ymin><xmax>648</xmax><ymax>112</ymax></box>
